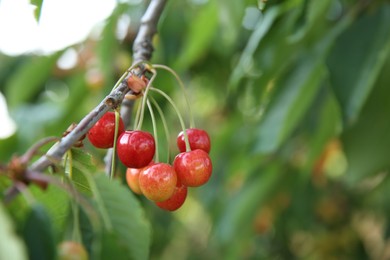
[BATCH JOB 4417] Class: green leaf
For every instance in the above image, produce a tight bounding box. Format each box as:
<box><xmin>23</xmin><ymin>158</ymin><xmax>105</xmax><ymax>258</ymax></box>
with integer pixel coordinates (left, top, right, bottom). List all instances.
<box><xmin>254</xmin><ymin>56</ymin><xmax>326</xmax><ymax>153</ymax></box>
<box><xmin>94</xmin><ymin>175</ymin><xmax>151</xmax><ymax>260</ymax></box>
<box><xmin>341</xmin><ymin>54</ymin><xmax>390</xmax><ymax>184</ymax></box>
<box><xmin>78</xmin><ymin>206</ymin><xmax>94</xmax><ymax>257</ymax></box>
<box><xmin>23</xmin><ymin>204</ymin><xmax>56</xmax><ymax>260</ymax></box>
<box><xmin>68</xmin><ymin>148</ymin><xmax>96</xmax><ymax>196</ymax></box>
<box><xmin>327</xmin><ymin>5</ymin><xmax>390</xmax><ymax>123</ymax></box>
<box><xmin>5</xmin><ymin>53</ymin><xmax>62</xmax><ymax>107</ymax></box>
<box><xmin>31</xmin><ymin>185</ymin><xmax>69</xmax><ymax>236</ymax></box>
<box><xmin>229</xmin><ymin>0</ymin><xmax>301</xmax><ymax>91</ymax></box>
<box><xmin>304</xmin><ymin>90</ymin><xmax>341</xmax><ymax>172</ymax></box>
<box><xmin>0</xmin><ymin>202</ymin><xmax>28</xmax><ymax>260</ymax></box>
<box><xmin>258</xmin><ymin>0</ymin><xmax>267</xmax><ymax>11</ymax></box>
<box><xmin>253</xmin><ymin>9</ymin><xmax>353</xmax><ymax>154</ymax></box>
<box><xmin>173</xmin><ymin>1</ymin><xmax>219</xmax><ymax>70</ymax></box>
<box><xmin>363</xmin><ymin>174</ymin><xmax>390</xmax><ymax>213</ymax></box>
<box><xmin>216</xmin><ymin>1</ymin><xmax>246</xmax><ymax>53</ymax></box>
<box><xmin>289</xmin><ymin>0</ymin><xmax>333</xmax><ymax>42</ymax></box>
<box><xmin>214</xmin><ymin>162</ymin><xmax>281</xmax><ymax>246</ymax></box>
<box><xmin>100</xmin><ymin>231</ymin><xmax>132</xmax><ymax>260</ymax></box>
<box><xmin>30</xmin><ymin>0</ymin><xmax>44</xmax><ymax>22</ymax></box>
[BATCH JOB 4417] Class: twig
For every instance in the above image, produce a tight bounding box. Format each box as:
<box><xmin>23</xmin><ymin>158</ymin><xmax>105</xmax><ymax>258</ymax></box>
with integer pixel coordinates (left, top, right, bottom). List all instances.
<box><xmin>104</xmin><ymin>0</ymin><xmax>168</xmax><ymax>175</ymax></box>
<box><xmin>133</xmin><ymin>0</ymin><xmax>167</xmax><ymax>63</ymax></box>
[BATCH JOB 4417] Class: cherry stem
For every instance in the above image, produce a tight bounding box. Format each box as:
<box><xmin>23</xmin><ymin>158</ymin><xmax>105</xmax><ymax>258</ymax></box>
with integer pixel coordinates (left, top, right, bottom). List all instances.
<box><xmin>150</xmin><ymin>96</ymin><xmax>171</xmax><ymax>163</ymax></box>
<box><xmin>146</xmin><ymin>99</ymin><xmax>159</xmax><ymax>163</ymax></box>
<box><xmin>80</xmin><ymin>166</ymin><xmax>112</xmax><ymax>230</ymax></box>
<box><xmin>65</xmin><ymin>150</ymin><xmax>73</xmax><ymax>179</ymax></box>
<box><xmin>111</xmin><ymin>72</ymin><xmax>128</xmax><ymax>91</ymax></box>
<box><xmin>133</xmin><ymin>101</ymin><xmax>142</xmax><ymax>130</ymax></box>
<box><xmin>63</xmin><ymin>159</ymin><xmax>108</xmax><ymax>231</ymax></box>
<box><xmin>135</xmin><ymin>69</ymin><xmax>157</xmax><ymax>130</ymax></box>
<box><xmin>149</xmin><ymin>87</ymin><xmax>191</xmax><ymax>152</ymax></box>
<box><xmin>152</xmin><ymin>64</ymin><xmax>195</xmax><ymax>128</ymax></box>
<box><xmin>63</xmin><ymin>150</ymin><xmax>81</xmax><ymax>242</ymax></box>
<box><xmin>71</xmin><ymin>196</ymin><xmax>82</xmax><ymax>243</ymax></box>
<box><xmin>110</xmin><ymin>109</ymin><xmax>121</xmax><ymax>179</ymax></box>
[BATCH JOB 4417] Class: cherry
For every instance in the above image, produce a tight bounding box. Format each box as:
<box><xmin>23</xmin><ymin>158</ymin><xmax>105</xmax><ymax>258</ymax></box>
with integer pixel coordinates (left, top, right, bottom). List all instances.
<box><xmin>117</xmin><ymin>130</ymin><xmax>155</xmax><ymax>168</ymax></box>
<box><xmin>126</xmin><ymin>167</ymin><xmax>143</xmax><ymax>195</ymax></box>
<box><xmin>177</xmin><ymin>128</ymin><xmax>211</xmax><ymax>153</ymax></box>
<box><xmin>173</xmin><ymin>149</ymin><xmax>212</xmax><ymax>187</ymax></box>
<box><xmin>58</xmin><ymin>241</ymin><xmax>88</xmax><ymax>260</ymax></box>
<box><xmin>139</xmin><ymin>163</ymin><xmax>177</xmax><ymax>202</ymax></box>
<box><xmin>156</xmin><ymin>180</ymin><xmax>187</xmax><ymax>211</ymax></box>
<box><xmin>125</xmin><ymin>161</ymin><xmax>154</xmax><ymax>195</ymax></box>
<box><xmin>87</xmin><ymin>112</ymin><xmax>125</xmax><ymax>149</ymax></box>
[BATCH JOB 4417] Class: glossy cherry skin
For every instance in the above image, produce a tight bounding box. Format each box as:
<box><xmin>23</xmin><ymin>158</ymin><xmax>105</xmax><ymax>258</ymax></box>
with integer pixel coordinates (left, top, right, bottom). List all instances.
<box><xmin>87</xmin><ymin>112</ymin><xmax>125</xmax><ymax>149</ymax></box>
<box><xmin>139</xmin><ymin>163</ymin><xmax>177</xmax><ymax>202</ymax></box>
<box><xmin>117</xmin><ymin>130</ymin><xmax>155</xmax><ymax>168</ymax></box>
<box><xmin>156</xmin><ymin>180</ymin><xmax>187</xmax><ymax>211</ymax></box>
<box><xmin>125</xmin><ymin>161</ymin><xmax>154</xmax><ymax>195</ymax></box>
<box><xmin>177</xmin><ymin>128</ymin><xmax>211</xmax><ymax>153</ymax></box>
<box><xmin>173</xmin><ymin>149</ymin><xmax>212</xmax><ymax>187</ymax></box>
<box><xmin>126</xmin><ymin>168</ymin><xmax>143</xmax><ymax>195</ymax></box>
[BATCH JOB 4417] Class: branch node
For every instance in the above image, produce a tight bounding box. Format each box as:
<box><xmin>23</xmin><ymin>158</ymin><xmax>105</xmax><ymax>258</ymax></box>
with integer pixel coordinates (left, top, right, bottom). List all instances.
<box><xmin>105</xmin><ymin>97</ymin><xmax>117</xmax><ymax>108</ymax></box>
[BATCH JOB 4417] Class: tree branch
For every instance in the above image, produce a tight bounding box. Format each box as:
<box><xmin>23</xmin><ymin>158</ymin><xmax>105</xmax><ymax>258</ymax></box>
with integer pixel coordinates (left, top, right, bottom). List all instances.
<box><xmin>133</xmin><ymin>0</ymin><xmax>167</xmax><ymax>63</ymax></box>
<box><xmin>105</xmin><ymin>0</ymin><xmax>168</xmax><ymax>174</ymax></box>
<box><xmin>122</xmin><ymin>0</ymin><xmax>168</xmax><ymax>127</ymax></box>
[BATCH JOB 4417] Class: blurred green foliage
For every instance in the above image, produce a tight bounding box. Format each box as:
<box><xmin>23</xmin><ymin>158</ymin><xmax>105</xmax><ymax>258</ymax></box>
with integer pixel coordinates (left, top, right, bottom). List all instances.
<box><xmin>1</xmin><ymin>0</ymin><xmax>390</xmax><ymax>259</ymax></box>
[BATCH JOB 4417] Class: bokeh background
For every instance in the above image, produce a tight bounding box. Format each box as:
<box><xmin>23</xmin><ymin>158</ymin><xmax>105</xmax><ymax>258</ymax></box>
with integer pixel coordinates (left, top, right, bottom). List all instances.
<box><xmin>1</xmin><ymin>0</ymin><xmax>390</xmax><ymax>259</ymax></box>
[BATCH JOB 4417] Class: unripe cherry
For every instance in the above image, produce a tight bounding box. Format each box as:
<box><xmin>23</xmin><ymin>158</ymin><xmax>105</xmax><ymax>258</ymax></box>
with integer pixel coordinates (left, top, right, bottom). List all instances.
<box><xmin>177</xmin><ymin>128</ymin><xmax>211</xmax><ymax>153</ymax></box>
<box><xmin>173</xmin><ymin>149</ymin><xmax>212</xmax><ymax>187</ymax></box>
<box><xmin>139</xmin><ymin>163</ymin><xmax>177</xmax><ymax>202</ymax></box>
<box><xmin>125</xmin><ymin>161</ymin><xmax>155</xmax><ymax>195</ymax></box>
<box><xmin>117</xmin><ymin>130</ymin><xmax>155</xmax><ymax>168</ymax></box>
<box><xmin>156</xmin><ymin>180</ymin><xmax>188</xmax><ymax>211</ymax></box>
<box><xmin>87</xmin><ymin>112</ymin><xmax>125</xmax><ymax>149</ymax></box>
<box><xmin>58</xmin><ymin>241</ymin><xmax>88</xmax><ymax>260</ymax></box>
<box><xmin>126</xmin><ymin>168</ymin><xmax>143</xmax><ymax>195</ymax></box>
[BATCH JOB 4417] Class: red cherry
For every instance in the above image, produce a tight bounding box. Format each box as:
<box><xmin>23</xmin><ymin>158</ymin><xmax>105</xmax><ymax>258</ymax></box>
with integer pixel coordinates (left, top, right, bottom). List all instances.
<box><xmin>156</xmin><ymin>180</ymin><xmax>187</xmax><ymax>211</ymax></box>
<box><xmin>177</xmin><ymin>128</ymin><xmax>211</xmax><ymax>153</ymax></box>
<box><xmin>117</xmin><ymin>130</ymin><xmax>155</xmax><ymax>168</ymax></box>
<box><xmin>87</xmin><ymin>112</ymin><xmax>125</xmax><ymax>149</ymax></box>
<box><xmin>139</xmin><ymin>163</ymin><xmax>177</xmax><ymax>202</ymax></box>
<box><xmin>173</xmin><ymin>149</ymin><xmax>212</xmax><ymax>187</ymax></box>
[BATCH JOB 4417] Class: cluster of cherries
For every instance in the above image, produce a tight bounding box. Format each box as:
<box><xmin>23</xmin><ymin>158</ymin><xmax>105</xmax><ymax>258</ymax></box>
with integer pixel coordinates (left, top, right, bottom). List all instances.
<box><xmin>87</xmin><ymin>109</ymin><xmax>212</xmax><ymax>211</ymax></box>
